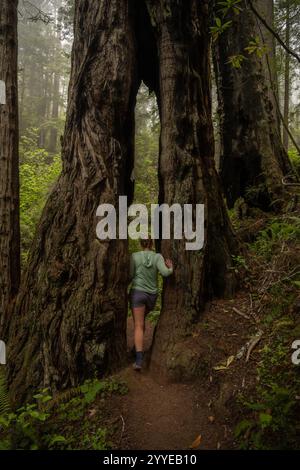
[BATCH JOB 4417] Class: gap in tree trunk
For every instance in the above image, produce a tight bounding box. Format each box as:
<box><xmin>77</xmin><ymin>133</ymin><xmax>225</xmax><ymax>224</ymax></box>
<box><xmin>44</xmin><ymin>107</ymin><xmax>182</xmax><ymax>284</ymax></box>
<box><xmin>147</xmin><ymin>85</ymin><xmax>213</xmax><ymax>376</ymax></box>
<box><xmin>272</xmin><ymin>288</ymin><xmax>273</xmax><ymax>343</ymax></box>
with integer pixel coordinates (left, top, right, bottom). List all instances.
<box><xmin>127</xmin><ymin>82</ymin><xmax>161</xmax><ymax>360</ymax></box>
<box><xmin>127</xmin><ymin>0</ymin><xmax>163</xmax><ymax>363</ymax></box>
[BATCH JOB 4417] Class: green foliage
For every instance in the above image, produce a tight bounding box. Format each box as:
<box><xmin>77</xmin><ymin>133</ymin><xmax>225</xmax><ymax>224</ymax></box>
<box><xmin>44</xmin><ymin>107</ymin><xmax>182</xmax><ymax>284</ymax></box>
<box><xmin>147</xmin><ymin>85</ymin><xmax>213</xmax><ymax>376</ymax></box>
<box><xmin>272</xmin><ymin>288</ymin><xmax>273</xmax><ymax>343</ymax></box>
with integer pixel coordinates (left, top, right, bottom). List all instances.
<box><xmin>129</xmin><ymin>85</ymin><xmax>162</xmax><ymax>324</ymax></box>
<box><xmin>0</xmin><ymin>378</ymin><xmax>127</xmax><ymax>450</ymax></box>
<box><xmin>80</xmin><ymin>378</ymin><xmax>128</xmax><ymax>404</ymax></box>
<box><xmin>56</xmin><ymin>396</ymin><xmax>86</xmax><ymax>422</ymax></box>
<box><xmin>18</xmin><ymin>2</ymin><xmax>71</xmax><ymax>152</ymax></box>
<box><xmin>17</xmin><ymin>1</ymin><xmax>71</xmax><ymax>265</ymax></box>
<box><xmin>210</xmin><ymin>0</ymin><xmax>241</xmax><ymax>40</ymax></box>
<box><xmin>0</xmin><ymin>389</ymin><xmax>64</xmax><ymax>450</ymax></box>
<box><xmin>263</xmin><ymin>285</ymin><xmax>296</xmax><ymax>327</ymax></box>
<box><xmin>244</xmin><ymin>37</ymin><xmax>268</xmax><ymax>58</ymax></box>
<box><xmin>19</xmin><ymin>128</ymin><xmax>62</xmax><ymax>263</ymax></box>
<box><xmin>217</xmin><ymin>0</ymin><xmax>242</xmax><ymax>17</ymax></box>
<box><xmin>231</xmin><ymin>255</ymin><xmax>249</xmax><ymax>272</ymax></box>
<box><xmin>212</xmin><ymin>2</ymin><xmax>270</xmax><ymax>66</ymax></box>
<box><xmin>82</xmin><ymin>428</ymin><xmax>109</xmax><ymax>450</ymax></box>
<box><xmin>0</xmin><ymin>368</ymin><xmax>10</xmax><ymax>417</ymax></box>
<box><xmin>147</xmin><ymin>275</ymin><xmax>163</xmax><ymax>325</ymax></box>
<box><xmin>235</xmin><ymin>222</ymin><xmax>300</xmax><ymax>449</ymax></box>
<box><xmin>251</xmin><ymin>217</ymin><xmax>300</xmax><ymax>260</ymax></box>
<box><xmin>58</xmin><ymin>0</ymin><xmax>75</xmax><ymax>40</ymax></box>
<box><xmin>234</xmin><ymin>212</ymin><xmax>300</xmax><ymax>449</ymax></box>
<box><xmin>227</xmin><ymin>54</ymin><xmax>246</xmax><ymax>68</ymax></box>
<box><xmin>289</xmin><ymin>149</ymin><xmax>300</xmax><ymax>176</ymax></box>
<box><xmin>134</xmin><ymin>84</ymin><xmax>159</xmax><ymax>207</ymax></box>
<box><xmin>236</xmin><ymin>343</ymin><xmax>300</xmax><ymax>449</ymax></box>
<box><xmin>210</xmin><ymin>17</ymin><xmax>232</xmax><ymax>41</ymax></box>
<box><xmin>244</xmin><ymin>182</ymin><xmax>269</xmax><ymax>207</ymax></box>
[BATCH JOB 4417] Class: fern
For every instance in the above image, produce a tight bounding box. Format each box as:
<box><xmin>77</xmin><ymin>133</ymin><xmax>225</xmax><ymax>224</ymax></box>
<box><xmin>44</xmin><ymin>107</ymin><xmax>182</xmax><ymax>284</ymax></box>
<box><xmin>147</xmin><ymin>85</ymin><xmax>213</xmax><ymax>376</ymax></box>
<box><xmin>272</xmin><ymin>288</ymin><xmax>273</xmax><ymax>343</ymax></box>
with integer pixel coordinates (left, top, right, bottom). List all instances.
<box><xmin>45</xmin><ymin>386</ymin><xmax>82</xmax><ymax>411</ymax></box>
<box><xmin>0</xmin><ymin>367</ymin><xmax>10</xmax><ymax>416</ymax></box>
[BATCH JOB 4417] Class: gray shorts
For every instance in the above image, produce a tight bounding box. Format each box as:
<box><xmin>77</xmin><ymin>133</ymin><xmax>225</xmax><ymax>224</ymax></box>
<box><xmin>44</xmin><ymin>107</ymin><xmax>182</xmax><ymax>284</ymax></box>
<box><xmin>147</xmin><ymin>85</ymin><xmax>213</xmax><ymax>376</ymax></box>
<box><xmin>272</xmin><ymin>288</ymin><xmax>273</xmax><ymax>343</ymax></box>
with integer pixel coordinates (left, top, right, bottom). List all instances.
<box><xmin>130</xmin><ymin>289</ymin><xmax>157</xmax><ymax>313</ymax></box>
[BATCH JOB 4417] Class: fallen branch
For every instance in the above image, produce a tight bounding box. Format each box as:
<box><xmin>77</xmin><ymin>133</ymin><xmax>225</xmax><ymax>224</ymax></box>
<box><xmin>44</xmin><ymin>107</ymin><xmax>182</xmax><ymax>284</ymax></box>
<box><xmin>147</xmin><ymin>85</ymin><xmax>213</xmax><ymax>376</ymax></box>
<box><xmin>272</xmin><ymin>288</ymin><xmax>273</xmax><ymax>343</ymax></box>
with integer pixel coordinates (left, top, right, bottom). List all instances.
<box><xmin>246</xmin><ymin>331</ymin><xmax>263</xmax><ymax>362</ymax></box>
<box><xmin>233</xmin><ymin>307</ymin><xmax>250</xmax><ymax>320</ymax></box>
<box><xmin>282</xmin><ymin>177</ymin><xmax>300</xmax><ymax>187</ymax></box>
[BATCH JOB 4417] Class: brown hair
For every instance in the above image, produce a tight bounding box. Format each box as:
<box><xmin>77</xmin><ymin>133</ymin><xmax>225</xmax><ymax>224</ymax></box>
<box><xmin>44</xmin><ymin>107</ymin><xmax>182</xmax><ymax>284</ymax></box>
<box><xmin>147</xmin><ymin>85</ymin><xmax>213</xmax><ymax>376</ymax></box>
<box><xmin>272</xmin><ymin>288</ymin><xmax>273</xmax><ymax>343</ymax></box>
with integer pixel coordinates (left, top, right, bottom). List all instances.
<box><xmin>140</xmin><ymin>238</ymin><xmax>153</xmax><ymax>250</ymax></box>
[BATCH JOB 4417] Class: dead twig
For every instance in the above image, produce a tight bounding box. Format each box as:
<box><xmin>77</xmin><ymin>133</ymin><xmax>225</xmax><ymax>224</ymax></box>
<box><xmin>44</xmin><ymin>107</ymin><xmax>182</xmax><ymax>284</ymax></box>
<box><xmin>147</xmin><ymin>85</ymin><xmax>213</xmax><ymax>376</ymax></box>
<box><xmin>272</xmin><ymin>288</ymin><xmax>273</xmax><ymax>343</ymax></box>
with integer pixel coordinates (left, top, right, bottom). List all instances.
<box><xmin>246</xmin><ymin>331</ymin><xmax>263</xmax><ymax>362</ymax></box>
<box><xmin>119</xmin><ymin>414</ymin><xmax>125</xmax><ymax>445</ymax></box>
<box><xmin>249</xmin><ymin>294</ymin><xmax>260</xmax><ymax>323</ymax></box>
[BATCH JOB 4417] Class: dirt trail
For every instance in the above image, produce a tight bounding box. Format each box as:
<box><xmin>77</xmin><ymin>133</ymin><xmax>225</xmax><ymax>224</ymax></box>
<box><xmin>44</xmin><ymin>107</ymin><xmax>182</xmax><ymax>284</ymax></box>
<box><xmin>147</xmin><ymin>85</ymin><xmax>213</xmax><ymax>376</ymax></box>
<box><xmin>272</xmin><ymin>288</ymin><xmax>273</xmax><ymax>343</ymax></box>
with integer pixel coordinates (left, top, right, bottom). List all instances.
<box><xmin>118</xmin><ymin>366</ymin><xmax>223</xmax><ymax>450</ymax></box>
<box><xmin>114</xmin><ymin>315</ymin><xmax>247</xmax><ymax>450</ymax></box>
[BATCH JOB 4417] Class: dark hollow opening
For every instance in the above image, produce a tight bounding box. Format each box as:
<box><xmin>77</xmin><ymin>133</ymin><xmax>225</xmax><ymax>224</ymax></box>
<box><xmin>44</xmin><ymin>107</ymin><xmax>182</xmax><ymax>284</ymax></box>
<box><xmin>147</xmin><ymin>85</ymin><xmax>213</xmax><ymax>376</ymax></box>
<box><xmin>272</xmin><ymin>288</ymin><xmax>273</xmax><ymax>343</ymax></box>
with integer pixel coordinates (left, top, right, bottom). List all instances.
<box><xmin>126</xmin><ymin>0</ymin><xmax>162</xmax><ymax>365</ymax></box>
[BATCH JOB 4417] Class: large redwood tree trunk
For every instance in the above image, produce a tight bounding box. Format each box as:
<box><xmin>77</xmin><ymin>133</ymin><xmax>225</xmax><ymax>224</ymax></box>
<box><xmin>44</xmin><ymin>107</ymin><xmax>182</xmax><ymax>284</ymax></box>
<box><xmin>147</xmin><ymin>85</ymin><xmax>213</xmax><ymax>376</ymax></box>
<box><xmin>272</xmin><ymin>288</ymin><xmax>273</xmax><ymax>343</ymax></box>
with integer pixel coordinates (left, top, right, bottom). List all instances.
<box><xmin>0</xmin><ymin>0</ymin><xmax>20</xmax><ymax>331</ymax></box>
<box><xmin>7</xmin><ymin>0</ymin><xmax>237</xmax><ymax>401</ymax></box>
<box><xmin>213</xmin><ymin>0</ymin><xmax>294</xmax><ymax>210</ymax></box>
<box><xmin>148</xmin><ymin>0</ymin><xmax>237</xmax><ymax>380</ymax></box>
<box><xmin>7</xmin><ymin>0</ymin><xmax>139</xmax><ymax>403</ymax></box>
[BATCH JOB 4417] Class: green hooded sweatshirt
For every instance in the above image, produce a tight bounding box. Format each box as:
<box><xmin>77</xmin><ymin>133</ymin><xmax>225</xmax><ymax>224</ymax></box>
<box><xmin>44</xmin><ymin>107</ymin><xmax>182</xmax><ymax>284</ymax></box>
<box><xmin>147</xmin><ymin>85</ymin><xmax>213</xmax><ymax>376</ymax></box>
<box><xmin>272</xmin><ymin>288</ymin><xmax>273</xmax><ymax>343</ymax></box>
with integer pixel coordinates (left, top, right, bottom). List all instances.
<box><xmin>130</xmin><ymin>251</ymin><xmax>173</xmax><ymax>294</ymax></box>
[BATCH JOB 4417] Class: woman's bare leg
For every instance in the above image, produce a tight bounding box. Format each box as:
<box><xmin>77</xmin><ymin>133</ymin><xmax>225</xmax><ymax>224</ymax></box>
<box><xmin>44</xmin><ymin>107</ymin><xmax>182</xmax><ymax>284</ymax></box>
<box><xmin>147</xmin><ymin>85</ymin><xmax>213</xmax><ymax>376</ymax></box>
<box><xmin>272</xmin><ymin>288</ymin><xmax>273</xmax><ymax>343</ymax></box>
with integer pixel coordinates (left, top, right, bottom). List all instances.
<box><xmin>132</xmin><ymin>306</ymin><xmax>145</xmax><ymax>352</ymax></box>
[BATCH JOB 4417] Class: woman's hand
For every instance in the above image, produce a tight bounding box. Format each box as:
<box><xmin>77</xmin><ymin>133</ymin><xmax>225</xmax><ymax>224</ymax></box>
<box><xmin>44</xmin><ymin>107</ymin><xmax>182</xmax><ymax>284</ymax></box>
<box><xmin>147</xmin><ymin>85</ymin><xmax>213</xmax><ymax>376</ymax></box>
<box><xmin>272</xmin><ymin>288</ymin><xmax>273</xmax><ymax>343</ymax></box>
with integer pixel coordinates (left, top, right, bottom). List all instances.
<box><xmin>165</xmin><ymin>258</ymin><xmax>173</xmax><ymax>269</ymax></box>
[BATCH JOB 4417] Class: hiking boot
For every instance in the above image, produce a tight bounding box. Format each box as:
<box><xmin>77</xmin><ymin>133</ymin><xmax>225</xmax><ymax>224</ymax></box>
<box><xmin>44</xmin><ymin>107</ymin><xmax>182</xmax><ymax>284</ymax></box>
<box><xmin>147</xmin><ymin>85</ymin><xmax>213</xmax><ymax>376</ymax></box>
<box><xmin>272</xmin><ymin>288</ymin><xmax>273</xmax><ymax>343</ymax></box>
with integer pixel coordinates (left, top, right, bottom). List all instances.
<box><xmin>133</xmin><ymin>362</ymin><xmax>142</xmax><ymax>371</ymax></box>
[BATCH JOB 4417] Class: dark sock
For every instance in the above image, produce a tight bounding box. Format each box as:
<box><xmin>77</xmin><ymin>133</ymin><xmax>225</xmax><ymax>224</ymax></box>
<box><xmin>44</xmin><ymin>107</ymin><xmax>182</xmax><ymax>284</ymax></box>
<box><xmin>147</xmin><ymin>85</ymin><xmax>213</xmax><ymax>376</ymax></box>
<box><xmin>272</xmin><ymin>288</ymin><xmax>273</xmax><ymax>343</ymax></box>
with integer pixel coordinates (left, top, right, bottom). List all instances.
<box><xmin>135</xmin><ymin>351</ymin><xmax>143</xmax><ymax>366</ymax></box>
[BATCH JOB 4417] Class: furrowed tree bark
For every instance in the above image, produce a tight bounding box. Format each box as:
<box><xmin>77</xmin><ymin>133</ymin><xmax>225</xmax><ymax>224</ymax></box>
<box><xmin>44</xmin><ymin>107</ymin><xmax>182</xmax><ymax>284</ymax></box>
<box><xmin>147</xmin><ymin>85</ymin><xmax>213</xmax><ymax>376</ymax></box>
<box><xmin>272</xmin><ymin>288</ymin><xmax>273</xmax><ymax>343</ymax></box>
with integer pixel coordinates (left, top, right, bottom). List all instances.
<box><xmin>147</xmin><ymin>0</ymin><xmax>237</xmax><ymax>380</ymax></box>
<box><xmin>7</xmin><ymin>0</ymin><xmax>138</xmax><ymax>404</ymax></box>
<box><xmin>0</xmin><ymin>0</ymin><xmax>20</xmax><ymax>331</ymax></box>
<box><xmin>213</xmin><ymin>0</ymin><xmax>294</xmax><ymax>210</ymax></box>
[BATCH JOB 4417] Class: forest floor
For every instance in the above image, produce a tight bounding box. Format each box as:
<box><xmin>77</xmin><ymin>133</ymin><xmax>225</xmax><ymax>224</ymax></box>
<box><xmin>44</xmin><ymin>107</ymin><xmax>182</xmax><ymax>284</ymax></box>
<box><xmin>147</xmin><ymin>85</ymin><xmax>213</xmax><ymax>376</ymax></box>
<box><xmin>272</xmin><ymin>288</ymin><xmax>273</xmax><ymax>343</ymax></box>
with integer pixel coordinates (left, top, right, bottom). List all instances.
<box><xmin>1</xmin><ymin>211</ymin><xmax>299</xmax><ymax>451</ymax></box>
<box><xmin>109</xmin><ymin>210</ymin><xmax>300</xmax><ymax>451</ymax></box>
<box><xmin>116</xmin><ymin>298</ymin><xmax>255</xmax><ymax>450</ymax></box>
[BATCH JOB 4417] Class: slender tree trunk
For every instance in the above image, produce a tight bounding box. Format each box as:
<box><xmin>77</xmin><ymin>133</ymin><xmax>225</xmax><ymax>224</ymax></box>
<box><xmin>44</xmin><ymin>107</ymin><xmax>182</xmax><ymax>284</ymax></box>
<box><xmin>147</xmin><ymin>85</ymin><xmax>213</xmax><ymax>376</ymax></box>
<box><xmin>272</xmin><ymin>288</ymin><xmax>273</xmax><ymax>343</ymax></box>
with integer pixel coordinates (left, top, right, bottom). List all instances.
<box><xmin>283</xmin><ymin>0</ymin><xmax>290</xmax><ymax>150</ymax></box>
<box><xmin>38</xmin><ymin>70</ymin><xmax>50</xmax><ymax>148</ymax></box>
<box><xmin>7</xmin><ymin>0</ymin><xmax>138</xmax><ymax>404</ymax></box>
<box><xmin>0</xmin><ymin>0</ymin><xmax>20</xmax><ymax>331</ymax></box>
<box><xmin>147</xmin><ymin>0</ymin><xmax>237</xmax><ymax>380</ymax></box>
<box><xmin>49</xmin><ymin>19</ymin><xmax>61</xmax><ymax>155</ymax></box>
<box><xmin>213</xmin><ymin>0</ymin><xmax>294</xmax><ymax>210</ymax></box>
<box><xmin>257</xmin><ymin>0</ymin><xmax>280</xmax><ymax>131</ymax></box>
<box><xmin>19</xmin><ymin>66</ymin><xmax>26</xmax><ymax>136</ymax></box>
<box><xmin>49</xmin><ymin>71</ymin><xmax>60</xmax><ymax>154</ymax></box>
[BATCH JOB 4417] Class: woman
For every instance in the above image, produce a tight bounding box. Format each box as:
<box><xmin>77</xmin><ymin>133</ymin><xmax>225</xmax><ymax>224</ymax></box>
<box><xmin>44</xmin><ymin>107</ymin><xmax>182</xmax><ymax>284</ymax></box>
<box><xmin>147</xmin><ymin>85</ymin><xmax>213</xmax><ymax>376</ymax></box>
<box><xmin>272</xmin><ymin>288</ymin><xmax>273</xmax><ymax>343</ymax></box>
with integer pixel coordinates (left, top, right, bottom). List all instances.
<box><xmin>129</xmin><ymin>238</ymin><xmax>173</xmax><ymax>371</ymax></box>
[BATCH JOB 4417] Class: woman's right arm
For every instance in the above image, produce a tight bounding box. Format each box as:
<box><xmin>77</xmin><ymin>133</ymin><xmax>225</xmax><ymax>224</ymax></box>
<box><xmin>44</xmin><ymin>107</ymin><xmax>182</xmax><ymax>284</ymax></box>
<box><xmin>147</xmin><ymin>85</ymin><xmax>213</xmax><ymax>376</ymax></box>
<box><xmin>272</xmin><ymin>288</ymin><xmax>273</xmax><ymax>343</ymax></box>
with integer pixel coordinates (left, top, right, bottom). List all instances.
<box><xmin>156</xmin><ymin>254</ymin><xmax>173</xmax><ymax>277</ymax></box>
